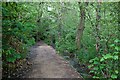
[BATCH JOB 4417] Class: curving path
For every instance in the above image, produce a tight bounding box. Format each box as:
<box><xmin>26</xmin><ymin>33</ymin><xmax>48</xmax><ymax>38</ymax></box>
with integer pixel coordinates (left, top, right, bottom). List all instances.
<box><xmin>25</xmin><ymin>41</ymin><xmax>83</xmax><ymax>79</ymax></box>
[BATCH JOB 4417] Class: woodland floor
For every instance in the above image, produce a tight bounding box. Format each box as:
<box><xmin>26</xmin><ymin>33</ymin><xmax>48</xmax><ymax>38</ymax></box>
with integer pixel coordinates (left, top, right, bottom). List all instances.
<box><xmin>18</xmin><ymin>41</ymin><xmax>84</xmax><ymax>78</ymax></box>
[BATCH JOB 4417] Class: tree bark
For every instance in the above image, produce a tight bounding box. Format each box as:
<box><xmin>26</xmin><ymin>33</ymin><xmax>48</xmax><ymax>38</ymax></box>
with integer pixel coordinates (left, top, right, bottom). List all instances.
<box><xmin>95</xmin><ymin>2</ymin><xmax>101</xmax><ymax>53</ymax></box>
<box><xmin>76</xmin><ymin>2</ymin><xmax>86</xmax><ymax>50</ymax></box>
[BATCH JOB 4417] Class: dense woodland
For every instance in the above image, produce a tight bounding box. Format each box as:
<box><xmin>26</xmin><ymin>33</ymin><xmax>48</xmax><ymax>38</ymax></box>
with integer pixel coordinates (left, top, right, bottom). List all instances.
<box><xmin>1</xmin><ymin>2</ymin><xmax>120</xmax><ymax>79</ymax></box>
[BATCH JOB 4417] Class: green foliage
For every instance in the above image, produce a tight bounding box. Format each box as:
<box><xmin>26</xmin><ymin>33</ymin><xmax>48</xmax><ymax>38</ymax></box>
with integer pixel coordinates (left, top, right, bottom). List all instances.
<box><xmin>88</xmin><ymin>39</ymin><xmax>119</xmax><ymax>79</ymax></box>
<box><xmin>2</xmin><ymin>3</ymin><xmax>36</xmax><ymax>65</ymax></box>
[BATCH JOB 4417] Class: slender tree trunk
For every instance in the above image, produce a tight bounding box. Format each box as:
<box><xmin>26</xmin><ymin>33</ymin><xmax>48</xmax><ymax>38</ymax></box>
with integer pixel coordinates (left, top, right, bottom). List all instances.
<box><xmin>95</xmin><ymin>2</ymin><xmax>101</xmax><ymax>53</ymax></box>
<box><xmin>76</xmin><ymin>2</ymin><xmax>86</xmax><ymax>50</ymax></box>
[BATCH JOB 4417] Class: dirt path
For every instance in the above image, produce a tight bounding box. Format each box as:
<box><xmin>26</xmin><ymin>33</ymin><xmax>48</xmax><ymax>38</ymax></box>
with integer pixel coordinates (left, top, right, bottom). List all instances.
<box><xmin>24</xmin><ymin>41</ymin><xmax>83</xmax><ymax>79</ymax></box>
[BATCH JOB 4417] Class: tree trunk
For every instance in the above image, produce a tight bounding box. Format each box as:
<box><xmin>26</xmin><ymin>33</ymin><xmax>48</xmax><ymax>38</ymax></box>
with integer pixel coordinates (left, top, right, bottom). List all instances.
<box><xmin>76</xmin><ymin>2</ymin><xmax>86</xmax><ymax>50</ymax></box>
<box><xmin>95</xmin><ymin>2</ymin><xmax>101</xmax><ymax>53</ymax></box>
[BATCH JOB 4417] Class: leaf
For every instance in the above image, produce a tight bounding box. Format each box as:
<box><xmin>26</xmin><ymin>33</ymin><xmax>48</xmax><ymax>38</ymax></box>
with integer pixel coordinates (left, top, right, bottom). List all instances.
<box><xmin>94</xmin><ymin>57</ymin><xmax>99</xmax><ymax>60</ymax></box>
<box><xmin>88</xmin><ymin>64</ymin><xmax>93</xmax><ymax>68</ymax></box>
<box><xmin>115</xmin><ymin>70</ymin><xmax>118</xmax><ymax>74</ymax></box>
<box><xmin>89</xmin><ymin>70</ymin><xmax>94</xmax><ymax>73</ymax></box>
<box><xmin>100</xmin><ymin>66</ymin><xmax>104</xmax><ymax>69</ymax></box>
<box><xmin>93</xmin><ymin>67</ymin><xmax>99</xmax><ymax>70</ymax></box>
<box><xmin>110</xmin><ymin>44</ymin><xmax>115</xmax><ymax>47</ymax></box>
<box><xmin>111</xmin><ymin>74</ymin><xmax>117</xmax><ymax>79</ymax></box>
<box><xmin>113</xmin><ymin>52</ymin><xmax>119</xmax><ymax>54</ymax></box>
<box><xmin>93</xmin><ymin>76</ymin><xmax>99</xmax><ymax>78</ymax></box>
<box><xmin>114</xmin><ymin>39</ymin><xmax>119</xmax><ymax>43</ymax></box>
<box><xmin>103</xmin><ymin>54</ymin><xmax>112</xmax><ymax>59</ymax></box>
<box><xmin>93</xmin><ymin>61</ymin><xmax>99</xmax><ymax>64</ymax></box>
<box><xmin>6</xmin><ymin>50</ymin><xmax>12</xmax><ymax>55</ymax></box>
<box><xmin>115</xmin><ymin>46</ymin><xmax>119</xmax><ymax>51</ymax></box>
<box><xmin>100</xmin><ymin>58</ymin><xmax>104</xmax><ymax>62</ymax></box>
<box><xmin>113</xmin><ymin>55</ymin><xmax>118</xmax><ymax>60</ymax></box>
<box><xmin>89</xmin><ymin>59</ymin><xmax>93</xmax><ymax>63</ymax></box>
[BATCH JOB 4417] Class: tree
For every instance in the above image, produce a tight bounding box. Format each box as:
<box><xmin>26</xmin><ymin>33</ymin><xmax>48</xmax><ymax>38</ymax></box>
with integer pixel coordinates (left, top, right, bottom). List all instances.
<box><xmin>95</xmin><ymin>2</ymin><xmax>101</xmax><ymax>53</ymax></box>
<box><xmin>76</xmin><ymin>2</ymin><xmax>86</xmax><ymax>50</ymax></box>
